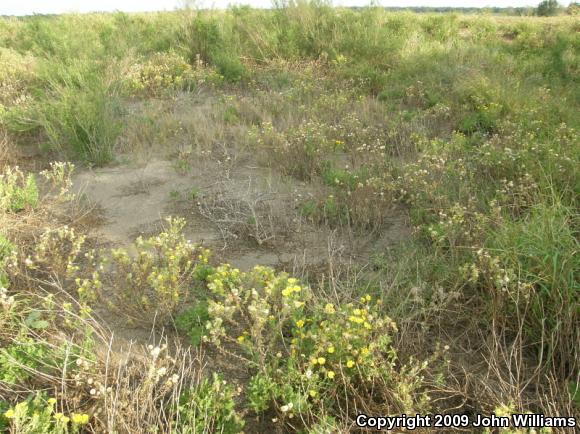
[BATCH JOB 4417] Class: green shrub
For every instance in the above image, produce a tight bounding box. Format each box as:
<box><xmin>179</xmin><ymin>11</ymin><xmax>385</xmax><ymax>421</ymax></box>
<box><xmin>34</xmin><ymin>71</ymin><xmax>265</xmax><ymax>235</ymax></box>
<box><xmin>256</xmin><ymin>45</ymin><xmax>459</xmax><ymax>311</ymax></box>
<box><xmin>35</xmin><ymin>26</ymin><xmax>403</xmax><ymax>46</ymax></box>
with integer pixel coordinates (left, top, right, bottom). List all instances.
<box><xmin>180</xmin><ymin>16</ymin><xmax>224</xmax><ymax>64</ymax></box>
<box><xmin>201</xmin><ymin>265</ymin><xmax>436</xmax><ymax>429</ymax></box>
<box><xmin>0</xmin><ymin>167</ymin><xmax>38</xmax><ymax>212</ymax></box>
<box><xmin>536</xmin><ymin>0</ymin><xmax>561</xmax><ymax>16</ymax></box>
<box><xmin>212</xmin><ymin>52</ymin><xmax>245</xmax><ymax>83</ymax></box>
<box><xmin>3</xmin><ymin>394</ymin><xmax>89</xmax><ymax>434</ymax></box>
<box><xmin>176</xmin><ymin>373</ymin><xmax>244</xmax><ymax>434</ymax></box>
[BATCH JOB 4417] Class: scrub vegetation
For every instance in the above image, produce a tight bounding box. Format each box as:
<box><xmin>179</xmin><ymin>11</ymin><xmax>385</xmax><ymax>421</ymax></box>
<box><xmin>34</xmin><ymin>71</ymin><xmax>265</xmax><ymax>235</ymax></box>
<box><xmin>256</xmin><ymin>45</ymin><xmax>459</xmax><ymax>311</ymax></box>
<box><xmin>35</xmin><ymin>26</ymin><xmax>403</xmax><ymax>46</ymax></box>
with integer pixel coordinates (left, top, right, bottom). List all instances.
<box><xmin>0</xmin><ymin>3</ymin><xmax>578</xmax><ymax>433</ymax></box>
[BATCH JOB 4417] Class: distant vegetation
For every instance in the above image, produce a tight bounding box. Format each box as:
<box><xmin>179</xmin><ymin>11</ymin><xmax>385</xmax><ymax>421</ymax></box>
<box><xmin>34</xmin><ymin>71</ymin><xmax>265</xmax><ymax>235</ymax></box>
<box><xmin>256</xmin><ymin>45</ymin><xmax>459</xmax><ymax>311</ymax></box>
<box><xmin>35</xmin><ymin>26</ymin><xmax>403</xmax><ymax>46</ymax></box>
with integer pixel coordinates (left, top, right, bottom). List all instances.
<box><xmin>0</xmin><ymin>3</ymin><xmax>578</xmax><ymax>433</ymax></box>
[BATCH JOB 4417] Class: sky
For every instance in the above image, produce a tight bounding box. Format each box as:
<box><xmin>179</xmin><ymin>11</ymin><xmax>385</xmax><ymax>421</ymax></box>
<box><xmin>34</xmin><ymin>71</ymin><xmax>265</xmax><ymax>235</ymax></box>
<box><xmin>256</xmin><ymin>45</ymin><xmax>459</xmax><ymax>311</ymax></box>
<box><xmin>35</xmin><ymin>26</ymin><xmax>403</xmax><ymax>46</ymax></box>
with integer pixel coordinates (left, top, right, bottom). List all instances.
<box><xmin>0</xmin><ymin>0</ymin><xmax>540</xmax><ymax>16</ymax></box>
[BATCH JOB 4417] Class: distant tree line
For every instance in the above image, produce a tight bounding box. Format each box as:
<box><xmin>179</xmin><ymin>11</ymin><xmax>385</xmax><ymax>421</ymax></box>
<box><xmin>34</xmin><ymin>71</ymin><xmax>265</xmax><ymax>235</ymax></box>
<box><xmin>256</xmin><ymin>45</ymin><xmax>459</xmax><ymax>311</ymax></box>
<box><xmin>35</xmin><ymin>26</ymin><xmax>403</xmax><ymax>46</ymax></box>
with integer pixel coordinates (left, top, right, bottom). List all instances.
<box><xmin>535</xmin><ymin>1</ymin><xmax>579</xmax><ymax>16</ymax></box>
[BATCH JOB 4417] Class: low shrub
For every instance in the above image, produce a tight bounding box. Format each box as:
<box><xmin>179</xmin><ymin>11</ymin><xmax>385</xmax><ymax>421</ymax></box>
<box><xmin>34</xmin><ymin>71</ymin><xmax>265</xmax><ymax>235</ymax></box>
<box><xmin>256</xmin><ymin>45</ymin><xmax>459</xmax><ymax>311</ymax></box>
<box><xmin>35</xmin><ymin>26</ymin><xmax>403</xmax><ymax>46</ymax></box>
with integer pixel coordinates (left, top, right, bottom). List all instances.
<box><xmin>212</xmin><ymin>52</ymin><xmax>245</xmax><ymax>83</ymax></box>
<box><xmin>0</xmin><ymin>166</ymin><xmax>38</xmax><ymax>213</ymax></box>
<box><xmin>87</xmin><ymin>217</ymin><xmax>210</xmax><ymax>325</ymax></box>
<box><xmin>3</xmin><ymin>394</ymin><xmax>89</xmax><ymax>434</ymax></box>
<box><xmin>201</xmin><ymin>264</ymin><xmax>438</xmax><ymax>429</ymax></box>
<box><xmin>175</xmin><ymin>373</ymin><xmax>244</xmax><ymax>434</ymax></box>
<box><xmin>125</xmin><ymin>51</ymin><xmax>196</xmax><ymax>96</ymax></box>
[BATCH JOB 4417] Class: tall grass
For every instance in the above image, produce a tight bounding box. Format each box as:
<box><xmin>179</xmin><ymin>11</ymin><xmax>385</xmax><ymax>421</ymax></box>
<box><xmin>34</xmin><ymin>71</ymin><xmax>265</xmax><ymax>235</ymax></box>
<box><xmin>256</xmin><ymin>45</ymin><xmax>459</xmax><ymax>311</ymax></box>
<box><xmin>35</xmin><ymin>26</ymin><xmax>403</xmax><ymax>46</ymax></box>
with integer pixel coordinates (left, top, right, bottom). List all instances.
<box><xmin>490</xmin><ymin>198</ymin><xmax>579</xmax><ymax>376</ymax></box>
<box><xmin>33</xmin><ymin>61</ymin><xmax>122</xmax><ymax>165</ymax></box>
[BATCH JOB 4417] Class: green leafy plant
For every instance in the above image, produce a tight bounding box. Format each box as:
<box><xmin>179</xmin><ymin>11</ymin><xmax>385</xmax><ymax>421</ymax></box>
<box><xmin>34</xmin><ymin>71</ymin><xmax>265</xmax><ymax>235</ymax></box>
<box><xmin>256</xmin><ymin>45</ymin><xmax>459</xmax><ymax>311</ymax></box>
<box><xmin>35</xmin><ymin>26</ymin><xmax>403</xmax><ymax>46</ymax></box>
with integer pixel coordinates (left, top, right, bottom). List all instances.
<box><xmin>3</xmin><ymin>394</ymin><xmax>89</xmax><ymax>434</ymax></box>
<box><xmin>91</xmin><ymin>217</ymin><xmax>210</xmax><ymax>324</ymax></box>
<box><xmin>176</xmin><ymin>373</ymin><xmax>244</xmax><ymax>434</ymax></box>
<box><xmin>201</xmin><ymin>265</ymin><xmax>437</xmax><ymax>429</ymax></box>
<box><xmin>176</xmin><ymin>301</ymin><xmax>210</xmax><ymax>346</ymax></box>
<box><xmin>0</xmin><ymin>336</ymin><xmax>50</xmax><ymax>384</ymax></box>
<box><xmin>0</xmin><ymin>167</ymin><xmax>38</xmax><ymax>212</ymax></box>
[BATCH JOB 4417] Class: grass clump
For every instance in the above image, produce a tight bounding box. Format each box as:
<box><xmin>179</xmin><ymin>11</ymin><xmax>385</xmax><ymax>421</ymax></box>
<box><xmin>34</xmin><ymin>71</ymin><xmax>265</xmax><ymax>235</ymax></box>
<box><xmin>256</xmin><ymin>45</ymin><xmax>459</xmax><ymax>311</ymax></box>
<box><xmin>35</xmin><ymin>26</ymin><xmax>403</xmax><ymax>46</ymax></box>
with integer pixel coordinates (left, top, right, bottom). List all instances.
<box><xmin>488</xmin><ymin>201</ymin><xmax>578</xmax><ymax>374</ymax></box>
<box><xmin>33</xmin><ymin>63</ymin><xmax>122</xmax><ymax>165</ymax></box>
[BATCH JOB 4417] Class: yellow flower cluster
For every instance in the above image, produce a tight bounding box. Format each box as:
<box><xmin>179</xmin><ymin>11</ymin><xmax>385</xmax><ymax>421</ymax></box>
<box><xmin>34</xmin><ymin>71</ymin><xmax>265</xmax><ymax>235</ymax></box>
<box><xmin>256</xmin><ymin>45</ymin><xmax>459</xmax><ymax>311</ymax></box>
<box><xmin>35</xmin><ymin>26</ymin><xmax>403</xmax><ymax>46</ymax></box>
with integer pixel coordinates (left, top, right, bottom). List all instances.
<box><xmin>281</xmin><ymin>283</ymin><xmax>302</xmax><ymax>297</ymax></box>
<box><xmin>3</xmin><ymin>396</ymin><xmax>90</xmax><ymax>430</ymax></box>
<box><xmin>203</xmin><ymin>262</ymin><xmax>401</xmax><ymax>419</ymax></box>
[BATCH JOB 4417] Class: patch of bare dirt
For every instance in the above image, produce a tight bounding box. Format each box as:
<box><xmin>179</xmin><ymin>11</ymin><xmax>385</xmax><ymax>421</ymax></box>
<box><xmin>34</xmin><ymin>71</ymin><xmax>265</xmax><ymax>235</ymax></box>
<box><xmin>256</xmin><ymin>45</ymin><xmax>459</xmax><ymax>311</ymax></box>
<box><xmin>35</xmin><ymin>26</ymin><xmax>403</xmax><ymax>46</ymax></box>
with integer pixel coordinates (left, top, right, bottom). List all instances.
<box><xmin>74</xmin><ymin>157</ymin><xmax>410</xmax><ymax>273</ymax></box>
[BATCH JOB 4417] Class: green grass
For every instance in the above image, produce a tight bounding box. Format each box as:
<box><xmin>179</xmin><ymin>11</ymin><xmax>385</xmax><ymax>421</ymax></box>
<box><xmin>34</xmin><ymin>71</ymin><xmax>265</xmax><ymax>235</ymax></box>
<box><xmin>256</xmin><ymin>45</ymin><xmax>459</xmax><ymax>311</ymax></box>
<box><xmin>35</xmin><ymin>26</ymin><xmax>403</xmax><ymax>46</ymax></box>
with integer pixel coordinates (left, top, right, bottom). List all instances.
<box><xmin>33</xmin><ymin>61</ymin><xmax>122</xmax><ymax>165</ymax></box>
<box><xmin>490</xmin><ymin>199</ymin><xmax>579</xmax><ymax>372</ymax></box>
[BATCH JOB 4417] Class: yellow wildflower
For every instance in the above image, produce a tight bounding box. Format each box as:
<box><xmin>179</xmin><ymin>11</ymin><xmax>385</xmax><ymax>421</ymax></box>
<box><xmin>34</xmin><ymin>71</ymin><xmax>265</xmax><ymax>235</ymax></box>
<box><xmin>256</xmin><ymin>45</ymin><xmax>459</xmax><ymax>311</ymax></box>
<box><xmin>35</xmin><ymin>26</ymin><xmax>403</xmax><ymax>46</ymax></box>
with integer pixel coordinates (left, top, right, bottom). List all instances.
<box><xmin>327</xmin><ymin>346</ymin><xmax>335</xmax><ymax>354</ymax></box>
<box><xmin>237</xmin><ymin>335</ymin><xmax>245</xmax><ymax>343</ymax></box>
<box><xmin>4</xmin><ymin>409</ymin><xmax>14</xmax><ymax>419</ymax></box>
<box><xmin>317</xmin><ymin>357</ymin><xmax>326</xmax><ymax>365</ymax></box>
<box><xmin>296</xmin><ymin>319</ymin><xmax>305</xmax><ymax>328</ymax></box>
<box><xmin>71</xmin><ymin>413</ymin><xmax>90</xmax><ymax>425</ymax></box>
<box><xmin>346</xmin><ymin>360</ymin><xmax>355</xmax><ymax>368</ymax></box>
<box><xmin>349</xmin><ymin>315</ymin><xmax>364</xmax><ymax>324</ymax></box>
<box><xmin>54</xmin><ymin>413</ymin><xmax>66</xmax><ymax>421</ymax></box>
<box><xmin>324</xmin><ymin>303</ymin><xmax>335</xmax><ymax>314</ymax></box>
<box><xmin>47</xmin><ymin>398</ymin><xmax>57</xmax><ymax>405</ymax></box>
<box><xmin>309</xmin><ymin>390</ymin><xmax>317</xmax><ymax>397</ymax></box>
<box><xmin>327</xmin><ymin>370</ymin><xmax>335</xmax><ymax>379</ymax></box>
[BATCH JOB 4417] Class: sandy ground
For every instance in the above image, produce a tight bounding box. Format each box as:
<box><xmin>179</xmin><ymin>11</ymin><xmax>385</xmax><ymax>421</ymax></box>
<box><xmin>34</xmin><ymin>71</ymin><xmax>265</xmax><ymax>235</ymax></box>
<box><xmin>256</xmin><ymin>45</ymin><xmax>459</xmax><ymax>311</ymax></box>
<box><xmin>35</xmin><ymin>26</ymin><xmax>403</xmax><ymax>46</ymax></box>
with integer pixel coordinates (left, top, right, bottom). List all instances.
<box><xmin>74</xmin><ymin>157</ymin><xmax>411</xmax><ymax>273</ymax></box>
